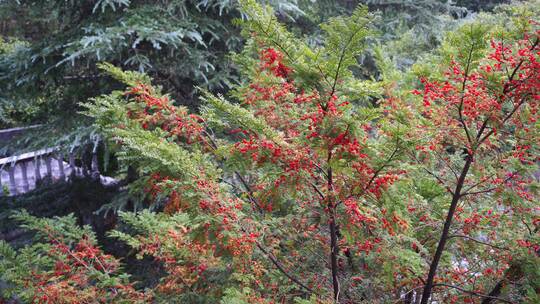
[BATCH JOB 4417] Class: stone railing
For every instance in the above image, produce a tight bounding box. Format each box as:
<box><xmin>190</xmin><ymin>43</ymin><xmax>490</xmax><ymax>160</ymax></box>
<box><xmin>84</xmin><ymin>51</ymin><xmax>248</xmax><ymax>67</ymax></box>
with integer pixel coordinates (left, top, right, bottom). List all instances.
<box><xmin>0</xmin><ymin>125</ymin><xmax>119</xmax><ymax>196</ymax></box>
<box><xmin>0</xmin><ymin>147</ymin><xmax>105</xmax><ymax>196</ymax></box>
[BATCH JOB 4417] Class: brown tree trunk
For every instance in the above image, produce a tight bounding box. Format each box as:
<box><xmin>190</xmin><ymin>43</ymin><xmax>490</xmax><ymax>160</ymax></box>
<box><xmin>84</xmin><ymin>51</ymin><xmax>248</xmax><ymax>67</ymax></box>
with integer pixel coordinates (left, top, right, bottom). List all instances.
<box><xmin>327</xmin><ymin>151</ymin><xmax>340</xmax><ymax>302</ymax></box>
<box><xmin>329</xmin><ymin>213</ymin><xmax>340</xmax><ymax>302</ymax></box>
<box><xmin>420</xmin><ymin>157</ymin><xmax>472</xmax><ymax>304</ymax></box>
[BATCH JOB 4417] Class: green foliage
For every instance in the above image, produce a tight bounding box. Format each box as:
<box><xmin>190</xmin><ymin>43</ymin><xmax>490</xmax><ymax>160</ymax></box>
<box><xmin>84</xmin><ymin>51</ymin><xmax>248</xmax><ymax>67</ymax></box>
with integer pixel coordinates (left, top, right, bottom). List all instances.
<box><xmin>238</xmin><ymin>0</ymin><xmax>306</xmax><ymax>59</ymax></box>
<box><xmin>80</xmin><ymin>2</ymin><xmax>408</xmax><ymax>302</ymax></box>
<box><xmin>97</xmin><ymin>62</ymin><xmax>152</xmax><ymax>87</ymax></box>
<box><xmin>13</xmin><ymin>210</ymin><xmax>95</xmax><ymax>243</ymax></box>
<box><xmin>200</xmin><ymin>90</ymin><xmax>284</xmax><ymax>142</ymax></box>
<box><xmin>109</xmin><ymin>210</ymin><xmax>190</xmax><ymax>255</ymax></box>
<box><xmin>0</xmin><ymin>239</ymin><xmax>54</xmax><ymax>300</ymax></box>
<box><xmin>318</xmin><ymin>6</ymin><xmax>372</xmax><ymax>90</ymax></box>
<box><xmin>0</xmin><ymin>0</ymin><xmax>305</xmax><ymax>154</ymax></box>
<box><xmin>0</xmin><ymin>210</ymin><xmax>142</xmax><ymax>302</ymax></box>
<box><xmin>0</xmin><ymin>0</ymin><xmax>509</xmax><ymax>152</ymax></box>
<box><xmin>1</xmin><ymin>1</ymin><xmax>539</xmax><ymax>303</ymax></box>
<box><xmin>235</xmin><ymin>0</ymin><xmax>380</xmax><ymax>103</ymax></box>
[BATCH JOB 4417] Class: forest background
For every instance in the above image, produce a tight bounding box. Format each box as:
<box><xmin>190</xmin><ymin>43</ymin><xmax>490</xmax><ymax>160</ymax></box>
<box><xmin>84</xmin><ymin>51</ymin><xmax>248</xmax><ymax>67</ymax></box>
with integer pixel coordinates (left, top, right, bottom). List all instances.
<box><xmin>0</xmin><ymin>1</ymin><xmax>538</xmax><ymax>303</ymax></box>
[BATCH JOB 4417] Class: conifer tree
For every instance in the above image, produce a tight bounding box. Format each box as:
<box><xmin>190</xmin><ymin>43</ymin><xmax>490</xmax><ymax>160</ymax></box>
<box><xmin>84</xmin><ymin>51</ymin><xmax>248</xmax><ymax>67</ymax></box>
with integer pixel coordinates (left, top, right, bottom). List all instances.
<box><xmin>0</xmin><ymin>1</ymin><xmax>538</xmax><ymax>304</ymax></box>
<box><xmin>0</xmin><ymin>0</ymin><xmax>304</xmax><ymax>150</ymax></box>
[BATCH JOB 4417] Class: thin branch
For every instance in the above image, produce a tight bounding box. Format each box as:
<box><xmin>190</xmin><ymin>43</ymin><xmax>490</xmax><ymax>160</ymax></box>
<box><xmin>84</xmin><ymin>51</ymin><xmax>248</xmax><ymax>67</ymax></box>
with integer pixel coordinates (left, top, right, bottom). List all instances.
<box><xmin>433</xmin><ymin>283</ymin><xmax>516</xmax><ymax>304</ymax></box>
<box><xmin>423</xmin><ymin>168</ymin><xmax>455</xmax><ymax>196</ymax></box>
<box><xmin>521</xmin><ymin>218</ymin><xmax>533</xmax><ymax>236</ymax></box>
<box><xmin>325</xmin><ymin>25</ymin><xmax>366</xmax><ymax>109</ymax></box>
<box><xmin>506</xmin><ymin>37</ymin><xmax>538</xmax><ymax>85</ymax></box>
<box><xmin>254</xmin><ymin>239</ymin><xmax>318</xmax><ymax>295</ymax></box>
<box><xmin>435</xmin><ymin>151</ymin><xmax>459</xmax><ymax>181</ymax></box>
<box><xmin>313</xmin><ymin>162</ymin><xmax>329</xmax><ymax>179</ymax></box>
<box><xmin>475</xmin><ymin>117</ymin><xmax>490</xmax><ymax>141</ymax></box>
<box><xmin>461</xmin><ymin>176</ymin><xmax>493</xmax><ymax>195</ymax></box>
<box><xmin>394</xmin><ymin>285</ymin><xmax>425</xmax><ymax>304</ymax></box>
<box><xmin>457</xmin><ymin>36</ymin><xmax>476</xmax><ymax>146</ymax></box>
<box><xmin>364</xmin><ymin>140</ymin><xmax>400</xmax><ymax>191</ymax></box>
<box><xmin>448</xmin><ymin>234</ymin><xmax>509</xmax><ymax>251</ymax></box>
<box><xmin>478</xmin><ymin>95</ymin><xmax>528</xmax><ymax>145</ymax></box>
<box><xmin>310</xmin><ymin>181</ymin><xmax>325</xmax><ymax>200</ymax></box>
<box><xmin>241</xmin><ymin>222</ymin><xmax>317</xmax><ymax>295</ymax></box>
<box><xmin>235</xmin><ymin>171</ymin><xmax>264</xmax><ymax>213</ymax></box>
<box><xmin>460</xmin><ymin>187</ymin><xmax>497</xmax><ymax>197</ymax></box>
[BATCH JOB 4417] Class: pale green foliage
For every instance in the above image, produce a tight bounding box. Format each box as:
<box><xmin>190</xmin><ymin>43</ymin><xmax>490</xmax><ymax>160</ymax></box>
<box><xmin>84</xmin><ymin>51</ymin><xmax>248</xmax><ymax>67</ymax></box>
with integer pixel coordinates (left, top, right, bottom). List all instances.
<box><xmin>109</xmin><ymin>210</ymin><xmax>191</xmax><ymax>253</ymax></box>
<box><xmin>219</xmin><ymin>287</ymin><xmax>262</xmax><ymax>304</ymax></box>
<box><xmin>93</xmin><ymin>0</ymin><xmax>131</xmax><ymax>13</ymax></box>
<box><xmin>237</xmin><ymin>0</ymin><xmax>376</xmax><ymax>99</ymax></box>
<box><xmin>482</xmin><ymin>0</ymin><xmax>540</xmax><ymax>38</ymax></box>
<box><xmin>0</xmin><ymin>239</ymin><xmax>54</xmax><ymax>300</ymax></box>
<box><xmin>115</xmin><ymin>127</ymin><xmax>217</xmax><ymax>179</ymax></box>
<box><xmin>97</xmin><ymin>62</ymin><xmax>152</xmax><ymax>87</ymax></box>
<box><xmin>317</xmin><ymin>6</ymin><xmax>372</xmax><ymax>90</ymax></box>
<box><xmin>0</xmin><ymin>211</ymin><xmax>137</xmax><ymax>302</ymax></box>
<box><xmin>83</xmin><ymin>92</ymin><xmax>133</xmax><ymax>137</ymax></box>
<box><xmin>200</xmin><ymin>90</ymin><xmax>284</xmax><ymax>143</ymax></box>
<box><xmin>0</xmin><ymin>212</ymin><xmax>86</xmax><ymax>299</ymax></box>
<box><xmin>238</xmin><ymin>0</ymin><xmax>306</xmax><ymax>60</ymax></box>
<box><xmin>439</xmin><ymin>23</ymin><xmax>490</xmax><ymax>70</ymax></box>
<box><xmin>12</xmin><ymin>210</ymin><xmax>97</xmax><ymax>245</ymax></box>
<box><xmin>412</xmin><ymin>1</ymin><xmax>540</xmax><ymax>82</ymax></box>
<box><xmin>84</xmin><ymin>104</ymin><xmax>218</xmax><ymax>184</ymax></box>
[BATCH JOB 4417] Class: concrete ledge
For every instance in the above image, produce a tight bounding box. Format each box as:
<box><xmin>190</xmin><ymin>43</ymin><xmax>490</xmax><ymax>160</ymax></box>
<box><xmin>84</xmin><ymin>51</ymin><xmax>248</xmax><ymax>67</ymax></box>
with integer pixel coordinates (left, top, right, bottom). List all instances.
<box><xmin>0</xmin><ymin>125</ymin><xmax>42</xmax><ymax>141</ymax></box>
<box><xmin>0</xmin><ymin>148</ymin><xmax>56</xmax><ymax>167</ymax></box>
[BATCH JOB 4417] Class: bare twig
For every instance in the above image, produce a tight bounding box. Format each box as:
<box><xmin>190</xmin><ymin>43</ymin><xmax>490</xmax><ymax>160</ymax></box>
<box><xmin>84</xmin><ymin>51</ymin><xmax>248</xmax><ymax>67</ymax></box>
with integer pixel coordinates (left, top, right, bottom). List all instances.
<box><xmin>433</xmin><ymin>283</ymin><xmax>516</xmax><ymax>304</ymax></box>
<box><xmin>448</xmin><ymin>234</ymin><xmax>509</xmax><ymax>251</ymax></box>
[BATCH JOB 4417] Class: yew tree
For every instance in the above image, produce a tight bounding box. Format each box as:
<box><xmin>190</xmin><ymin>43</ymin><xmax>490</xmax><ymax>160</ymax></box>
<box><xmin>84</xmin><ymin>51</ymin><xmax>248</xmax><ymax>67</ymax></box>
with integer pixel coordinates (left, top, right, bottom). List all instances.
<box><xmin>0</xmin><ymin>1</ymin><xmax>538</xmax><ymax>303</ymax></box>
<box><xmin>83</xmin><ymin>1</ymin><xmax>413</xmax><ymax>302</ymax></box>
<box><xmin>384</xmin><ymin>18</ymin><xmax>540</xmax><ymax>303</ymax></box>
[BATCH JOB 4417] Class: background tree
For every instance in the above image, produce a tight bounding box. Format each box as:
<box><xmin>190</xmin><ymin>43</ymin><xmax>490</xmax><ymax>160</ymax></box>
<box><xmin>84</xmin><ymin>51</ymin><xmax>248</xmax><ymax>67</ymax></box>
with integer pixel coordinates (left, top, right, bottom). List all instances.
<box><xmin>379</xmin><ymin>3</ymin><xmax>540</xmax><ymax>302</ymax></box>
<box><xmin>0</xmin><ymin>0</ymin><xmax>510</xmax><ymax>154</ymax></box>
<box><xmin>0</xmin><ymin>0</ymin><xmax>305</xmax><ymax>152</ymax></box>
<box><xmin>0</xmin><ymin>1</ymin><xmax>538</xmax><ymax>304</ymax></box>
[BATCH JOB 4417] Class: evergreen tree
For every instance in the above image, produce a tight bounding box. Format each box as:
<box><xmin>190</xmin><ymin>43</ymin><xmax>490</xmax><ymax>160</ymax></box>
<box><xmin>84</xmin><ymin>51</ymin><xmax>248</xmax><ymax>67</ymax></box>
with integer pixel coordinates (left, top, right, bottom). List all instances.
<box><xmin>0</xmin><ymin>0</ymin><xmax>304</xmax><ymax>150</ymax></box>
<box><xmin>0</xmin><ymin>1</ymin><xmax>537</xmax><ymax>303</ymax></box>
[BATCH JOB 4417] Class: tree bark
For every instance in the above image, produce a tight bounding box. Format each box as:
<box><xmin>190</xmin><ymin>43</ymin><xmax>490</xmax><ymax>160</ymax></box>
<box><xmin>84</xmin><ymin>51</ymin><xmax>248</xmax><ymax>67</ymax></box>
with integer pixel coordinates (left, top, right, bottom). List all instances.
<box><xmin>327</xmin><ymin>152</ymin><xmax>340</xmax><ymax>302</ymax></box>
<box><xmin>480</xmin><ymin>281</ymin><xmax>504</xmax><ymax>304</ymax></box>
<box><xmin>481</xmin><ymin>263</ymin><xmax>524</xmax><ymax>304</ymax></box>
<box><xmin>420</xmin><ymin>157</ymin><xmax>472</xmax><ymax>304</ymax></box>
<box><xmin>329</xmin><ymin>213</ymin><xmax>340</xmax><ymax>302</ymax></box>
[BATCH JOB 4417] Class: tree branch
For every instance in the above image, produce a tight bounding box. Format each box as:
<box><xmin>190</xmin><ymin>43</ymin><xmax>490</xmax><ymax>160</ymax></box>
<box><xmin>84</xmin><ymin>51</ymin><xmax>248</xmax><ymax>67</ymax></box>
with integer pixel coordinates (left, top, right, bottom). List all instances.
<box><xmin>254</xmin><ymin>239</ymin><xmax>318</xmax><ymax>295</ymax></box>
<box><xmin>448</xmin><ymin>234</ymin><xmax>509</xmax><ymax>251</ymax></box>
<box><xmin>235</xmin><ymin>171</ymin><xmax>264</xmax><ymax>213</ymax></box>
<box><xmin>457</xmin><ymin>36</ymin><xmax>476</xmax><ymax>146</ymax></box>
<box><xmin>433</xmin><ymin>283</ymin><xmax>515</xmax><ymax>304</ymax></box>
